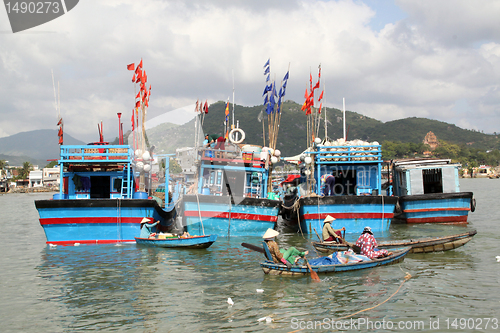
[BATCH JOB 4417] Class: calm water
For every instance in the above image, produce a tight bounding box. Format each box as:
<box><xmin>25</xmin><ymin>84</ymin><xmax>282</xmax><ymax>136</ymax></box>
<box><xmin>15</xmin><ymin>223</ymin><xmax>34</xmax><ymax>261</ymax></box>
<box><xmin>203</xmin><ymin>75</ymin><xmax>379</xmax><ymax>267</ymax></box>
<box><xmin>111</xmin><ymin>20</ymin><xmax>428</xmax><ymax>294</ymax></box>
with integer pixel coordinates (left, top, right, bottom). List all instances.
<box><xmin>1</xmin><ymin>178</ymin><xmax>499</xmax><ymax>332</ymax></box>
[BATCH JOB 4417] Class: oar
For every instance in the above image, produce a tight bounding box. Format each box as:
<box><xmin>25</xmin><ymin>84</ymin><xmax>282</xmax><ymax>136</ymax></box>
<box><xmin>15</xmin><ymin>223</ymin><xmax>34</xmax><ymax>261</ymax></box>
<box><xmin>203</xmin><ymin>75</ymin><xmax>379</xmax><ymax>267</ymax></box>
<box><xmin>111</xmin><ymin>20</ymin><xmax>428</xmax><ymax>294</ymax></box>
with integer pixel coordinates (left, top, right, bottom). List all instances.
<box><xmin>303</xmin><ymin>256</ymin><xmax>320</xmax><ymax>282</ymax></box>
<box><xmin>241</xmin><ymin>242</ymin><xmax>264</xmax><ymax>254</ymax></box>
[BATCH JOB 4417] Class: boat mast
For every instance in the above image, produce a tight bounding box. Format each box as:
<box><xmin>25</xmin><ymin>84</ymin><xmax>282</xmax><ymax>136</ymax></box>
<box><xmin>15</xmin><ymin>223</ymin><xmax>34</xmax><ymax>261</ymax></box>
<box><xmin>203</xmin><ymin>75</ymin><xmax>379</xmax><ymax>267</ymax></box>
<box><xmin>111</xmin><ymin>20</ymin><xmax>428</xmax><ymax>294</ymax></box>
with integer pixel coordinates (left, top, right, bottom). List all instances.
<box><xmin>343</xmin><ymin>97</ymin><xmax>346</xmax><ymax>140</ymax></box>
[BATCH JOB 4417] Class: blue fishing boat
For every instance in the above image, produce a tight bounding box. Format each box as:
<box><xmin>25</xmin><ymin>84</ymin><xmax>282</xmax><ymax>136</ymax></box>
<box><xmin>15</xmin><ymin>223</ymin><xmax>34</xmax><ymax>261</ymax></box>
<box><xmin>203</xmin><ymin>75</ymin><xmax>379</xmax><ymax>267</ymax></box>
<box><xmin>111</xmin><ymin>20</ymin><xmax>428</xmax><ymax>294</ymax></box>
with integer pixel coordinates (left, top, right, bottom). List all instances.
<box><xmin>390</xmin><ymin>159</ymin><xmax>475</xmax><ymax>224</ymax></box>
<box><xmin>135</xmin><ymin>234</ymin><xmax>217</xmax><ymax>249</ymax></box>
<box><xmin>35</xmin><ymin>144</ymin><xmax>178</xmax><ymax>245</ymax></box>
<box><xmin>180</xmin><ymin>143</ymin><xmax>281</xmax><ymax>237</ymax></box>
<box><xmin>35</xmin><ymin>61</ymin><xmax>178</xmax><ymax>245</ymax></box>
<box><xmin>282</xmin><ymin>139</ymin><xmax>398</xmax><ymax>234</ymax></box>
<box><xmin>260</xmin><ymin>246</ymin><xmax>411</xmax><ymax>275</ymax></box>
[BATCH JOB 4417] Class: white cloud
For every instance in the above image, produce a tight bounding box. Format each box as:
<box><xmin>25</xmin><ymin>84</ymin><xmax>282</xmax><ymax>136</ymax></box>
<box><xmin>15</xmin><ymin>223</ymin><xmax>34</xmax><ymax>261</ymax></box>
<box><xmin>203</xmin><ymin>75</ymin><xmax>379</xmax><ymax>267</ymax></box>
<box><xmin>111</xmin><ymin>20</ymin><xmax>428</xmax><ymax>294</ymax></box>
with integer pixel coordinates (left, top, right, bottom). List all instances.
<box><xmin>0</xmin><ymin>0</ymin><xmax>499</xmax><ymax>144</ymax></box>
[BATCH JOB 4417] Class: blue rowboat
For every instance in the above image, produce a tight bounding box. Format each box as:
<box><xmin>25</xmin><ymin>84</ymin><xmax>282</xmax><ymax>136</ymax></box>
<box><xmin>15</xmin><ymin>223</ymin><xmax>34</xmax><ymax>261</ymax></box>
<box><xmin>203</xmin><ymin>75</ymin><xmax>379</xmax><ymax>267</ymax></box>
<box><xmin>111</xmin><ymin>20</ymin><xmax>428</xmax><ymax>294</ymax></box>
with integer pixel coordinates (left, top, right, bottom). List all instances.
<box><xmin>260</xmin><ymin>247</ymin><xmax>411</xmax><ymax>276</ymax></box>
<box><xmin>135</xmin><ymin>234</ymin><xmax>217</xmax><ymax>249</ymax></box>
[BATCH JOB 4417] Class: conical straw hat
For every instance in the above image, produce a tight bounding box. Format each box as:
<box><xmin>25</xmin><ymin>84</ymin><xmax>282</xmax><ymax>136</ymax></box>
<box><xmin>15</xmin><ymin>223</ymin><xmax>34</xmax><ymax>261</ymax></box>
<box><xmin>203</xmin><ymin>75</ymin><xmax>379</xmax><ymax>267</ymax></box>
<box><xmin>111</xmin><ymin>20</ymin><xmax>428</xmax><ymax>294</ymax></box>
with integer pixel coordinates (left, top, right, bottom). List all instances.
<box><xmin>323</xmin><ymin>215</ymin><xmax>336</xmax><ymax>223</ymax></box>
<box><xmin>141</xmin><ymin>217</ymin><xmax>152</xmax><ymax>224</ymax></box>
<box><xmin>262</xmin><ymin>228</ymin><xmax>279</xmax><ymax>239</ymax></box>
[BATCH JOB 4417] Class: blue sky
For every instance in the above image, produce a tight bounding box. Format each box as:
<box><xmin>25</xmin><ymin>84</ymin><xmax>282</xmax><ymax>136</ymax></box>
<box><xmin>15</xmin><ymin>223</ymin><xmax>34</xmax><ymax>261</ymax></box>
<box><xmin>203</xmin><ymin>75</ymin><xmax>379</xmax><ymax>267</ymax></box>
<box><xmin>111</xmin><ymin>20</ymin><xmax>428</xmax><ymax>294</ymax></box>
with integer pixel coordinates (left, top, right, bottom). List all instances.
<box><xmin>0</xmin><ymin>0</ymin><xmax>499</xmax><ymax>143</ymax></box>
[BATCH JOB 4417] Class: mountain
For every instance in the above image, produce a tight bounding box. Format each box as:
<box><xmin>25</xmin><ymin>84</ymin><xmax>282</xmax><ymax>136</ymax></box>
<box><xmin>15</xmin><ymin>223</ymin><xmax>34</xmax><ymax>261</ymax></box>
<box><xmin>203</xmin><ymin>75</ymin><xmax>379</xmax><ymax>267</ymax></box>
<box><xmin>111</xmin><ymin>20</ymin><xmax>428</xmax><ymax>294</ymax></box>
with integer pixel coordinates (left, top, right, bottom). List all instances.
<box><xmin>0</xmin><ymin>129</ymin><xmax>85</xmax><ymax>167</ymax></box>
<box><xmin>2</xmin><ymin>103</ymin><xmax>499</xmax><ymax>166</ymax></box>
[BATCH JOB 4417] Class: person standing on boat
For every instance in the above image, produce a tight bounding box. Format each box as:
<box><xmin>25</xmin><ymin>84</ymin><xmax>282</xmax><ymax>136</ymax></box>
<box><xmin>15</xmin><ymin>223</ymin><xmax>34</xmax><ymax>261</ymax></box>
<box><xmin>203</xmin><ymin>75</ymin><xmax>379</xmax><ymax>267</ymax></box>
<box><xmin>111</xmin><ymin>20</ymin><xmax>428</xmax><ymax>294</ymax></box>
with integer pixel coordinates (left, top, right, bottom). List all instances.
<box><xmin>322</xmin><ymin>171</ymin><xmax>336</xmax><ymax>196</ymax></box>
<box><xmin>139</xmin><ymin>218</ymin><xmax>159</xmax><ymax>238</ymax></box>
<box><xmin>262</xmin><ymin>229</ymin><xmax>308</xmax><ymax>268</ymax></box>
<box><xmin>322</xmin><ymin>215</ymin><xmax>346</xmax><ymax>243</ymax></box>
<box><xmin>354</xmin><ymin>227</ymin><xmax>392</xmax><ymax>259</ymax></box>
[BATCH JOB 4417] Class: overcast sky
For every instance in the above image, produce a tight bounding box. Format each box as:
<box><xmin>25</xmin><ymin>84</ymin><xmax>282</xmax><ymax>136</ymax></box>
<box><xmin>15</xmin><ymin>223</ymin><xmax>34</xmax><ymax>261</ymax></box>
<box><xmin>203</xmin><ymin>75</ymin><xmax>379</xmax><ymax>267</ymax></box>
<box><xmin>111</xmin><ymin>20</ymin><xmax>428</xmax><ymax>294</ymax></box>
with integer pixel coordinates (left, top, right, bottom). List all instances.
<box><xmin>1</xmin><ymin>0</ymin><xmax>499</xmax><ymax>143</ymax></box>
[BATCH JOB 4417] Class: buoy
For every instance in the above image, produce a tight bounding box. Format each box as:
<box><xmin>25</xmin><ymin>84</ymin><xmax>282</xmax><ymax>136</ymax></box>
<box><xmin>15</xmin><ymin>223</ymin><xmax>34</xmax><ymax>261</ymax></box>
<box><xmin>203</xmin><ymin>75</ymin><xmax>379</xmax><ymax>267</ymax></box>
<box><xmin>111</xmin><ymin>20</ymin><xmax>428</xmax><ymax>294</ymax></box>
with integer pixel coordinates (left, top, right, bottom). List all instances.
<box><xmin>136</xmin><ymin>161</ymin><xmax>144</xmax><ymax>172</ymax></box>
<box><xmin>143</xmin><ymin>164</ymin><xmax>151</xmax><ymax>172</ymax></box>
<box><xmin>274</xmin><ymin>149</ymin><xmax>281</xmax><ymax>157</ymax></box>
<box><xmin>271</xmin><ymin>156</ymin><xmax>278</xmax><ymax>164</ymax></box>
<box><xmin>142</xmin><ymin>151</ymin><xmax>151</xmax><ymax>161</ymax></box>
<box><xmin>304</xmin><ymin>156</ymin><xmax>312</xmax><ymax>164</ymax></box>
<box><xmin>228</xmin><ymin>128</ymin><xmax>245</xmax><ymax>144</ymax></box>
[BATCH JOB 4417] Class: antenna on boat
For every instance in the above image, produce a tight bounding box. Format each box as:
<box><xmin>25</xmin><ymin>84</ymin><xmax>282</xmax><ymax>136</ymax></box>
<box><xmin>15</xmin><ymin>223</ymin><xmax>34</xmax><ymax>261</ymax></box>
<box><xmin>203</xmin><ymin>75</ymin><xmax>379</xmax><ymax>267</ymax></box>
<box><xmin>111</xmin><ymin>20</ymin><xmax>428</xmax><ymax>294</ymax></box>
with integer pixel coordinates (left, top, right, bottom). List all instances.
<box><xmin>324</xmin><ymin>81</ymin><xmax>327</xmax><ymax>140</ymax></box>
<box><xmin>232</xmin><ymin>69</ymin><xmax>235</xmax><ymax>130</ymax></box>
<box><xmin>117</xmin><ymin>113</ymin><xmax>123</xmax><ymax>145</ymax></box>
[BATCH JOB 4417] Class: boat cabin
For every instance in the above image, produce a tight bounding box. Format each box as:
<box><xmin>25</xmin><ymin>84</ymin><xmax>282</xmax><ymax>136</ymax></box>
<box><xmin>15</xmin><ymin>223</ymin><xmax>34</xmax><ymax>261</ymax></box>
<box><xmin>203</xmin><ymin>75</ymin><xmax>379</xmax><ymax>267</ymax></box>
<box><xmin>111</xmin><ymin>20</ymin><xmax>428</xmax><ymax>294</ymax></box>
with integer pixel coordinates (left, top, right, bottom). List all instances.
<box><xmin>391</xmin><ymin>159</ymin><xmax>461</xmax><ymax>196</ymax></box>
<box><xmin>308</xmin><ymin>142</ymin><xmax>383</xmax><ymax>196</ymax></box>
<box><xmin>55</xmin><ymin>144</ymin><xmax>137</xmax><ymax>199</ymax></box>
<box><xmin>197</xmin><ymin>144</ymin><xmax>270</xmax><ymax>198</ymax></box>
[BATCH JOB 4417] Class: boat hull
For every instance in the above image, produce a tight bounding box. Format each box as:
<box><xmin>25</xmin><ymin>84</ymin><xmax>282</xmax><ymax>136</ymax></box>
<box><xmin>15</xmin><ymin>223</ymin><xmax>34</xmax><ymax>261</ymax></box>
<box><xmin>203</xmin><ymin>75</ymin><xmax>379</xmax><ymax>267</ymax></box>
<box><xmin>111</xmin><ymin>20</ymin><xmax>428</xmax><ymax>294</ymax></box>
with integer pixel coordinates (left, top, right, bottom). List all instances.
<box><xmin>35</xmin><ymin>199</ymin><xmax>176</xmax><ymax>245</ymax></box>
<box><xmin>297</xmin><ymin>195</ymin><xmax>398</xmax><ymax>234</ymax></box>
<box><xmin>182</xmin><ymin>195</ymin><xmax>280</xmax><ymax>237</ymax></box>
<box><xmin>260</xmin><ymin>247</ymin><xmax>410</xmax><ymax>275</ymax></box>
<box><xmin>313</xmin><ymin>229</ymin><xmax>477</xmax><ymax>254</ymax></box>
<box><xmin>398</xmin><ymin>192</ymin><xmax>473</xmax><ymax>224</ymax></box>
<box><xmin>134</xmin><ymin>234</ymin><xmax>217</xmax><ymax>249</ymax></box>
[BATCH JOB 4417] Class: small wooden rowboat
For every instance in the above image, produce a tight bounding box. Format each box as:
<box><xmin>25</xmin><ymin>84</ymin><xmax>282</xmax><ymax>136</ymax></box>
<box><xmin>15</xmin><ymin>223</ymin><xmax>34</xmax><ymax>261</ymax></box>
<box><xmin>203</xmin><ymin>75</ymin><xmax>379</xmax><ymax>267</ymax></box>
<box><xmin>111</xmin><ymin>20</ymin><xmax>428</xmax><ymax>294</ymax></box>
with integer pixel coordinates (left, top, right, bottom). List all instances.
<box><xmin>134</xmin><ymin>234</ymin><xmax>217</xmax><ymax>249</ymax></box>
<box><xmin>260</xmin><ymin>247</ymin><xmax>411</xmax><ymax>276</ymax></box>
<box><xmin>313</xmin><ymin>229</ymin><xmax>477</xmax><ymax>255</ymax></box>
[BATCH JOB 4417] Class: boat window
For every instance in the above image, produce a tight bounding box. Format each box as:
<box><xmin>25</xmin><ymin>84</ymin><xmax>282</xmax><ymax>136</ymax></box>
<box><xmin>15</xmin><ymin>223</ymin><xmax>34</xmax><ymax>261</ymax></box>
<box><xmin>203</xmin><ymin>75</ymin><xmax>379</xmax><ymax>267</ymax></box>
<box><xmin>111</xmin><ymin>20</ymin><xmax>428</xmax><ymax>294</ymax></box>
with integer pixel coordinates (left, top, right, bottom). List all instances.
<box><xmin>90</xmin><ymin>176</ymin><xmax>111</xmax><ymax>198</ymax></box>
<box><xmin>422</xmin><ymin>168</ymin><xmax>443</xmax><ymax>194</ymax></box>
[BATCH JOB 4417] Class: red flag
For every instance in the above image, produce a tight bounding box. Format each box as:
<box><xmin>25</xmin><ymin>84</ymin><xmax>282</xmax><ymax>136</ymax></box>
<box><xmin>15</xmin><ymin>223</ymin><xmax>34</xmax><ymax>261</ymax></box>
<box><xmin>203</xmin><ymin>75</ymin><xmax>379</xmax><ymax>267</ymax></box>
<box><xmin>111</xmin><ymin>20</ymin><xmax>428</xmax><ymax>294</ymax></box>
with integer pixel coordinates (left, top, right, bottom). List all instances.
<box><xmin>58</xmin><ymin>135</ymin><xmax>63</xmax><ymax>145</ymax></box>
<box><xmin>131</xmin><ymin>113</ymin><xmax>134</xmax><ymax>131</ymax></box>
<box><xmin>318</xmin><ymin>90</ymin><xmax>324</xmax><ymax>101</ymax></box>
<box><xmin>312</xmin><ymin>81</ymin><xmax>319</xmax><ymax>91</ymax></box>
<box><xmin>301</xmin><ymin>100</ymin><xmax>307</xmax><ymax>111</ymax></box>
<box><xmin>141</xmin><ymin>76</ymin><xmax>146</xmax><ymax>84</ymax></box>
<box><xmin>58</xmin><ymin>127</ymin><xmax>63</xmax><ymax>136</ymax></box>
<box><xmin>56</xmin><ymin>117</ymin><xmax>62</xmax><ymax>126</ymax></box>
<box><xmin>204</xmin><ymin>100</ymin><xmax>208</xmax><ymax>114</ymax></box>
<box><xmin>132</xmin><ymin>73</ymin><xmax>135</xmax><ymax>82</ymax></box>
<box><xmin>136</xmin><ymin>91</ymin><xmax>140</xmax><ymax>99</ymax></box>
<box><xmin>138</xmin><ymin>59</ymin><xmax>143</xmax><ymax>69</ymax></box>
<box><xmin>145</xmin><ymin>98</ymin><xmax>149</xmax><ymax>107</ymax></box>
<box><xmin>318</xmin><ymin>102</ymin><xmax>322</xmax><ymax>114</ymax></box>
<box><xmin>304</xmin><ymin>88</ymin><xmax>308</xmax><ymax>99</ymax></box>
<box><xmin>127</xmin><ymin>63</ymin><xmax>134</xmax><ymax>70</ymax></box>
<box><xmin>135</xmin><ymin>101</ymin><xmax>141</xmax><ymax>108</ymax></box>
<box><xmin>136</xmin><ymin>70</ymin><xmax>142</xmax><ymax>80</ymax></box>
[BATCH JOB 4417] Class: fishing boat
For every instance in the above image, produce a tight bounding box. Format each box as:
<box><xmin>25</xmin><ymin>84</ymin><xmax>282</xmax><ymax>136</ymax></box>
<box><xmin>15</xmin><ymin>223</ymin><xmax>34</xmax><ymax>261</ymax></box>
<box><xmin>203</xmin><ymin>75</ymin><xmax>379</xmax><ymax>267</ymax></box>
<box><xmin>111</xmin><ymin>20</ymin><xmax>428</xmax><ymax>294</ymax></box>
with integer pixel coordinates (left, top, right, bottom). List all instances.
<box><xmin>135</xmin><ymin>234</ymin><xmax>217</xmax><ymax>249</ymax></box>
<box><xmin>180</xmin><ymin>142</ymin><xmax>281</xmax><ymax>237</ymax></box>
<box><xmin>312</xmin><ymin>229</ymin><xmax>477</xmax><ymax>254</ymax></box>
<box><xmin>281</xmin><ymin>139</ymin><xmax>398</xmax><ymax>234</ymax></box>
<box><xmin>260</xmin><ymin>246</ymin><xmax>411</xmax><ymax>276</ymax></box>
<box><xmin>390</xmin><ymin>159</ymin><xmax>475</xmax><ymax>224</ymax></box>
<box><xmin>35</xmin><ymin>61</ymin><xmax>178</xmax><ymax>245</ymax></box>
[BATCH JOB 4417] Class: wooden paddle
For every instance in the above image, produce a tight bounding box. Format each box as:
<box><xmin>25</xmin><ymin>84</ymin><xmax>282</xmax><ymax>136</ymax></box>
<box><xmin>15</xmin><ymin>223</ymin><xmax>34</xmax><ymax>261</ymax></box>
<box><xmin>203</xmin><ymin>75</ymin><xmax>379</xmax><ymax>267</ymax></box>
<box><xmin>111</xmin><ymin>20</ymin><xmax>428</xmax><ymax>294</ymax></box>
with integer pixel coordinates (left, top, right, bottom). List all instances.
<box><xmin>303</xmin><ymin>256</ymin><xmax>320</xmax><ymax>282</ymax></box>
<box><xmin>241</xmin><ymin>242</ymin><xmax>265</xmax><ymax>254</ymax></box>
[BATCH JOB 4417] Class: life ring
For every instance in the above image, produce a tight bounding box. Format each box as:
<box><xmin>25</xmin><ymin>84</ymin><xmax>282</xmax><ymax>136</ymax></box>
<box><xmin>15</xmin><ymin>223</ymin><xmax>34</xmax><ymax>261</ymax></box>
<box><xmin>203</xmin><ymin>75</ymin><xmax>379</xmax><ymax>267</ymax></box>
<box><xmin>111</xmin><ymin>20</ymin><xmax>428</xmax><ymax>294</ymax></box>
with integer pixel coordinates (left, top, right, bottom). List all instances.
<box><xmin>228</xmin><ymin>128</ymin><xmax>245</xmax><ymax>144</ymax></box>
<box><xmin>470</xmin><ymin>196</ymin><xmax>476</xmax><ymax>212</ymax></box>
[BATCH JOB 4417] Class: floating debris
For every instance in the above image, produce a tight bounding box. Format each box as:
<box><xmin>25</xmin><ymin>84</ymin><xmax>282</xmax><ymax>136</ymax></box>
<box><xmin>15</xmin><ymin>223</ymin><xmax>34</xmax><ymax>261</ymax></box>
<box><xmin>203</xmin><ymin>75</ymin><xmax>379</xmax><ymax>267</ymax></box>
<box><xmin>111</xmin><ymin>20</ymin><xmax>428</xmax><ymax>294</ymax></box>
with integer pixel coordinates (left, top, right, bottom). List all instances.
<box><xmin>227</xmin><ymin>297</ymin><xmax>234</xmax><ymax>306</ymax></box>
<box><xmin>256</xmin><ymin>289</ymin><xmax>264</xmax><ymax>293</ymax></box>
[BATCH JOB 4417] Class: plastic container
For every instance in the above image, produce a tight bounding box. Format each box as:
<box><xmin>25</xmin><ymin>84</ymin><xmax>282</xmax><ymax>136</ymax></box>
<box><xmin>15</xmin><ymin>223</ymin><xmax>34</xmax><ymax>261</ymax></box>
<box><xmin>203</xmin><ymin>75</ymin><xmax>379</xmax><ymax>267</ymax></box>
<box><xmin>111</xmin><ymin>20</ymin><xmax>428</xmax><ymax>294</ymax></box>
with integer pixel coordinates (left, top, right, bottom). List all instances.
<box><xmin>201</xmin><ymin>187</ymin><xmax>210</xmax><ymax>195</ymax></box>
<box><xmin>53</xmin><ymin>193</ymin><xmax>69</xmax><ymax>200</ymax></box>
<box><xmin>133</xmin><ymin>191</ymin><xmax>148</xmax><ymax>199</ymax></box>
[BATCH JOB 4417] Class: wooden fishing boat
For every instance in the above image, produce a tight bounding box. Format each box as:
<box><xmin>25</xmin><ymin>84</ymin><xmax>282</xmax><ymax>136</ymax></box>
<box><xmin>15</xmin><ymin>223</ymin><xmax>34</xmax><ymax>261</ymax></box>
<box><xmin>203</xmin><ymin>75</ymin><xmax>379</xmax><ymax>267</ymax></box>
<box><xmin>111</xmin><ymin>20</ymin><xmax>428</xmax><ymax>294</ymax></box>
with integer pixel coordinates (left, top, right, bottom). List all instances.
<box><xmin>260</xmin><ymin>247</ymin><xmax>411</xmax><ymax>276</ymax></box>
<box><xmin>312</xmin><ymin>229</ymin><xmax>477</xmax><ymax>254</ymax></box>
<box><xmin>135</xmin><ymin>234</ymin><xmax>217</xmax><ymax>249</ymax></box>
<box><xmin>390</xmin><ymin>159</ymin><xmax>475</xmax><ymax>224</ymax></box>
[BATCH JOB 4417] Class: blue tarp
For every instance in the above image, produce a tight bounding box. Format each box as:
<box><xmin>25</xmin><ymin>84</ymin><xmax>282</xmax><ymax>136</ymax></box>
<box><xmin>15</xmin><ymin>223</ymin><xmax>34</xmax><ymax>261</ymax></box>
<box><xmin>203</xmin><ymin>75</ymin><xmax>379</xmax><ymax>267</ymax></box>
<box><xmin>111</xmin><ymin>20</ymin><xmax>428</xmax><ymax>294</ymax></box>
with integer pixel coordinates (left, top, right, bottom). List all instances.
<box><xmin>308</xmin><ymin>254</ymin><xmax>342</xmax><ymax>266</ymax></box>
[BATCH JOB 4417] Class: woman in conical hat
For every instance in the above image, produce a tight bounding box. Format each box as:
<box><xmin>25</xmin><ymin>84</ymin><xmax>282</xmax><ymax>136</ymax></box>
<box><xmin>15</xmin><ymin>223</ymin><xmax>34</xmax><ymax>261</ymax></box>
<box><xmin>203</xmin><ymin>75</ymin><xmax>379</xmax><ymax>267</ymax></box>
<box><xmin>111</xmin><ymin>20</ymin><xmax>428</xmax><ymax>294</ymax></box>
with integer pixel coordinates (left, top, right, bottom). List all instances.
<box><xmin>139</xmin><ymin>217</ymin><xmax>159</xmax><ymax>239</ymax></box>
<box><xmin>322</xmin><ymin>215</ymin><xmax>346</xmax><ymax>243</ymax></box>
<box><xmin>262</xmin><ymin>228</ymin><xmax>308</xmax><ymax>268</ymax></box>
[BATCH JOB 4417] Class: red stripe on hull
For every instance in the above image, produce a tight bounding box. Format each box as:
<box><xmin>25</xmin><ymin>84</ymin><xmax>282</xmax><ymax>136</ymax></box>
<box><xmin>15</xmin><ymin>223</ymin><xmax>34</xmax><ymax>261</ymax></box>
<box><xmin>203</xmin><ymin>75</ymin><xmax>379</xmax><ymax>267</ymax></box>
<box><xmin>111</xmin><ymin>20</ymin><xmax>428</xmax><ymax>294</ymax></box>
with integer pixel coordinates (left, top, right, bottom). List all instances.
<box><xmin>404</xmin><ymin>208</ymin><xmax>470</xmax><ymax>213</ymax></box>
<box><xmin>184</xmin><ymin>210</ymin><xmax>278</xmax><ymax>222</ymax></box>
<box><xmin>40</xmin><ymin>217</ymin><xmax>142</xmax><ymax>225</ymax></box>
<box><xmin>46</xmin><ymin>239</ymin><xmax>136</xmax><ymax>246</ymax></box>
<box><xmin>302</xmin><ymin>212</ymin><xmax>394</xmax><ymax>220</ymax></box>
<box><xmin>406</xmin><ymin>215</ymin><xmax>468</xmax><ymax>224</ymax></box>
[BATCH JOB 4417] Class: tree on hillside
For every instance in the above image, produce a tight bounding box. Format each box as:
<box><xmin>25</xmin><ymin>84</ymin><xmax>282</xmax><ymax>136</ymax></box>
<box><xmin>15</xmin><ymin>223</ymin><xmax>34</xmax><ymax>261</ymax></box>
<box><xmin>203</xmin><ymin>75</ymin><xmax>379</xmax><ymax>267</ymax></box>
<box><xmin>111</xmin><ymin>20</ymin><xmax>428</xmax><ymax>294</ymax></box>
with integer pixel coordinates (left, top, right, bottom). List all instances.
<box><xmin>0</xmin><ymin>160</ymin><xmax>7</xmax><ymax>169</ymax></box>
<box><xmin>44</xmin><ymin>161</ymin><xmax>58</xmax><ymax>168</ymax></box>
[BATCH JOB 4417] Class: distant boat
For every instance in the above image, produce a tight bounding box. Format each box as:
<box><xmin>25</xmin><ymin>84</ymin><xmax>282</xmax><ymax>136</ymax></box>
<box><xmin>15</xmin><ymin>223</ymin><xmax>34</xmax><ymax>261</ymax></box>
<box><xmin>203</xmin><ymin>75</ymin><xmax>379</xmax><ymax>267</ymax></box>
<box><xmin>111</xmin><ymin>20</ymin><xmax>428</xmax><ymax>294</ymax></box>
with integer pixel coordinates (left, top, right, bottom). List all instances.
<box><xmin>313</xmin><ymin>229</ymin><xmax>477</xmax><ymax>254</ymax></box>
<box><xmin>135</xmin><ymin>234</ymin><xmax>217</xmax><ymax>249</ymax></box>
<box><xmin>390</xmin><ymin>159</ymin><xmax>475</xmax><ymax>224</ymax></box>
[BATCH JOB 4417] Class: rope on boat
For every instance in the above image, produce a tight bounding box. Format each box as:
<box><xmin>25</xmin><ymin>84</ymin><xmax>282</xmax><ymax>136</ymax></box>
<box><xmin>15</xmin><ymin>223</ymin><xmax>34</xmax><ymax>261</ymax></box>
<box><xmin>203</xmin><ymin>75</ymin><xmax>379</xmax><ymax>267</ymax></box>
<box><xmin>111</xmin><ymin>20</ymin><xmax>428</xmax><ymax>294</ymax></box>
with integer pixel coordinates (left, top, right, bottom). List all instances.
<box><xmin>285</xmin><ymin>270</ymin><xmax>413</xmax><ymax>333</ymax></box>
<box><xmin>195</xmin><ymin>193</ymin><xmax>205</xmax><ymax>235</ymax></box>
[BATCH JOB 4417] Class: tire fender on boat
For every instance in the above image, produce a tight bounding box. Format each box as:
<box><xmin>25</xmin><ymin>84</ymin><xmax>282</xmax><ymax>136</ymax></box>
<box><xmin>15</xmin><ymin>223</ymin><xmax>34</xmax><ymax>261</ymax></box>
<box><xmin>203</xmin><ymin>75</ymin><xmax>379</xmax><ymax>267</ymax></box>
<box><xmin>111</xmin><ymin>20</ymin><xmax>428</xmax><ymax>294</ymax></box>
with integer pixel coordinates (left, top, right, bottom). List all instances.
<box><xmin>229</xmin><ymin>128</ymin><xmax>245</xmax><ymax>144</ymax></box>
<box><xmin>470</xmin><ymin>196</ymin><xmax>476</xmax><ymax>212</ymax></box>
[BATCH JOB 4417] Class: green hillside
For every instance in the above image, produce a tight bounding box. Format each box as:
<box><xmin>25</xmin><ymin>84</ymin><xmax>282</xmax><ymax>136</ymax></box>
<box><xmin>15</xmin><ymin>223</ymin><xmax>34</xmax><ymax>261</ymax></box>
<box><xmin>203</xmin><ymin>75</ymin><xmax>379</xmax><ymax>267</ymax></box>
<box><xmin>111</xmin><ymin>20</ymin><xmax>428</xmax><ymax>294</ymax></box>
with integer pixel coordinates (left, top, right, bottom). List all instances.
<box><xmin>198</xmin><ymin>101</ymin><xmax>500</xmax><ymax>158</ymax></box>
